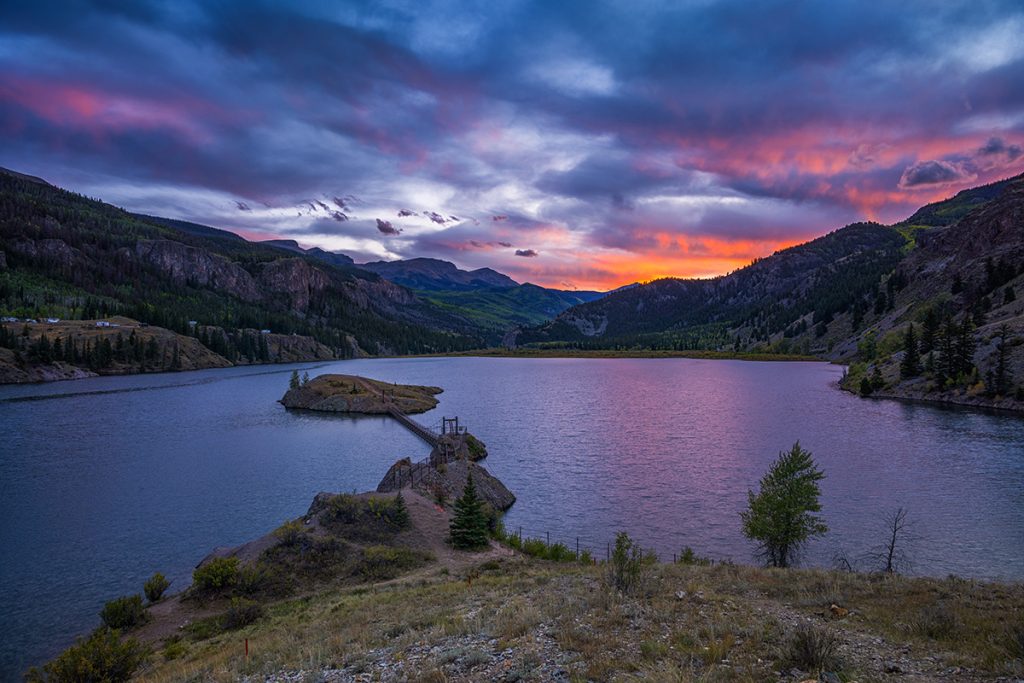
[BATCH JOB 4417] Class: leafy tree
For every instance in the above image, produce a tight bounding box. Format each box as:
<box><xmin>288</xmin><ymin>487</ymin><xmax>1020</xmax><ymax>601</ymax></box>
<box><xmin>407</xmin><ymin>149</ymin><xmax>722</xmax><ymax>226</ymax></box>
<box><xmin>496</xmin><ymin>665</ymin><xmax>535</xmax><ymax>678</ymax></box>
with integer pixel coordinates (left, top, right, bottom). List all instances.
<box><xmin>857</xmin><ymin>331</ymin><xmax>877</xmax><ymax>361</ymax></box>
<box><xmin>449</xmin><ymin>473</ymin><xmax>489</xmax><ymax>550</ymax></box>
<box><xmin>900</xmin><ymin>323</ymin><xmax>920</xmax><ymax>379</ymax></box>
<box><xmin>740</xmin><ymin>442</ymin><xmax>828</xmax><ymax>568</ymax></box>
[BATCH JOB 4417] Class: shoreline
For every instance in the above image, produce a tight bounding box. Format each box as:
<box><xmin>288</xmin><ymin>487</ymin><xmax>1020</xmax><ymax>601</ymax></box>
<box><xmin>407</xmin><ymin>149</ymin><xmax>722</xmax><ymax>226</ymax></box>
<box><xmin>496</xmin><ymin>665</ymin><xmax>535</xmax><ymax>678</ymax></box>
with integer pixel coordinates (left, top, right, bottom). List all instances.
<box><xmin>6</xmin><ymin>347</ymin><xmax>1022</xmax><ymax>419</ymax></box>
<box><xmin>837</xmin><ymin>379</ymin><xmax>1024</xmax><ymax>417</ymax></box>
<box><xmin>407</xmin><ymin>347</ymin><xmax>821</xmax><ymax>362</ymax></box>
<box><xmin>0</xmin><ymin>346</ymin><xmax>826</xmax><ymax>388</ymax></box>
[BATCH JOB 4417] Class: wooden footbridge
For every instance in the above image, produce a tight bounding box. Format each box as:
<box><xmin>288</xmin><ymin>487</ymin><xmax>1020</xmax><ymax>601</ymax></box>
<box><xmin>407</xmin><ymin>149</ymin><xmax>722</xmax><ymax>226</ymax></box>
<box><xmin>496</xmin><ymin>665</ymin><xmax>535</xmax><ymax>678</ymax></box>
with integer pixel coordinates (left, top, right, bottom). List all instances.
<box><xmin>386</xmin><ymin>406</ymin><xmax>440</xmax><ymax>447</ymax></box>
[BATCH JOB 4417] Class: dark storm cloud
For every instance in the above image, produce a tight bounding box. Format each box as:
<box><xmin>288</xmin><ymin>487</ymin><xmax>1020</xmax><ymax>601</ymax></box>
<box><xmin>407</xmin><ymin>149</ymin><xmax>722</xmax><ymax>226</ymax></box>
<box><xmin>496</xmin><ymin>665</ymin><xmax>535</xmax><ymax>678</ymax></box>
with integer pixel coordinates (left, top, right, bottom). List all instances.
<box><xmin>977</xmin><ymin>136</ymin><xmax>1023</xmax><ymax>162</ymax></box>
<box><xmin>1</xmin><ymin>0</ymin><xmax>1023</xmax><ymax>287</ymax></box>
<box><xmin>899</xmin><ymin>160</ymin><xmax>975</xmax><ymax>188</ymax></box>
<box><xmin>376</xmin><ymin>218</ymin><xmax>401</xmax><ymax>236</ymax></box>
<box><xmin>515</xmin><ymin>249</ymin><xmax>539</xmax><ymax>258</ymax></box>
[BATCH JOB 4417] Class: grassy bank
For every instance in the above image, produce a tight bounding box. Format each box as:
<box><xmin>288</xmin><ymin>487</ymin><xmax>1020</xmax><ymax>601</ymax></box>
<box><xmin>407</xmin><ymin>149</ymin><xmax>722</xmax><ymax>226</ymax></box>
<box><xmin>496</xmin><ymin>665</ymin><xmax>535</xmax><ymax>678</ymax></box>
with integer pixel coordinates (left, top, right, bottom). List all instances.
<box><xmin>137</xmin><ymin>556</ymin><xmax>1023</xmax><ymax>682</ymax></box>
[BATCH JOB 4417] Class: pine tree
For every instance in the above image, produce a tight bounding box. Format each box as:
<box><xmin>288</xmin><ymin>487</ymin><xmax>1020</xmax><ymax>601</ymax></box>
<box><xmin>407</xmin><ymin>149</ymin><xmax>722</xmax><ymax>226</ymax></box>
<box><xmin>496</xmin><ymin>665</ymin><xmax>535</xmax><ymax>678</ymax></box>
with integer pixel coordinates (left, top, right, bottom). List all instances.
<box><xmin>900</xmin><ymin>323</ymin><xmax>920</xmax><ymax>379</ymax></box>
<box><xmin>920</xmin><ymin>307</ymin><xmax>939</xmax><ymax>355</ymax></box>
<box><xmin>289</xmin><ymin>370</ymin><xmax>300</xmax><ymax>390</ymax></box>
<box><xmin>301</xmin><ymin>371</ymin><xmax>310</xmax><ymax>386</ymax></box>
<box><xmin>392</xmin><ymin>492</ymin><xmax>410</xmax><ymax>529</ymax></box>
<box><xmin>951</xmin><ymin>273</ymin><xmax>964</xmax><ymax>294</ymax></box>
<box><xmin>449</xmin><ymin>473</ymin><xmax>489</xmax><ymax>550</ymax></box>
<box><xmin>993</xmin><ymin>324</ymin><xmax>1013</xmax><ymax>396</ymax></box>
<box><xmin>955</xmin><ymin>320</ymin><xmax>976</xmax><ymax>380</ymax></box>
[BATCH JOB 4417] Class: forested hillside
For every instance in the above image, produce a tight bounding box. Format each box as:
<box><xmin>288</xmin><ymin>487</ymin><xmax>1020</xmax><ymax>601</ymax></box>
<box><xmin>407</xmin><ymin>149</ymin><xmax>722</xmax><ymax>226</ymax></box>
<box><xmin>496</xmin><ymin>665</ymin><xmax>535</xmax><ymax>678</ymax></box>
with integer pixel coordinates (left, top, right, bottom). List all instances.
<box><xmin>517</xmin><ymin>222</ymin><xmax>907</xmax><ymax>351</ymax></box>
<box><xmin>0</xmin><ymin>168</ymin><xmax>483</xmax><ymax>382</ymax></box>
<box><xmin>516</xmin><ymin>173</ymin><xmax>1024</xmax><ymax>410</ymax></box>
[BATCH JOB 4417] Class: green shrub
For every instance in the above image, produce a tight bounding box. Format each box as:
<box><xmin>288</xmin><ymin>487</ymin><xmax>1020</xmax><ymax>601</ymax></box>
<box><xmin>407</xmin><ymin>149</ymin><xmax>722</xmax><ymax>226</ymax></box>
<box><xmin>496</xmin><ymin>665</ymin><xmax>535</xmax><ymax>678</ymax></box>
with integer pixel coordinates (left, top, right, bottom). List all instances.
<box><xmin>910</xmin><ymin>602</ymin><xmax>961</xmax><ymax>640</ymax></box>
<box><xmin>27</xmin><ymin>629</ymin><xmax>149</xmax><ymax>682</ymax></box>
<box><xmin>606</xmin><ymin>531</ymin><xmax>646</xmax><ymax>593</ymax></box>
<box><xmin>785</xmin><ymin>624</ymin><xmax>838</xmax><ymax>672</ymax></box>
<box><xmin>521</xmin><ymin>537</ymin><xmax>548</xmax><ymax>557</ymax></box>
<box><xmin>579</xmin><ymin>549</ymin><xmax>594</xmax><ymax>564</ymax></box>
<box><xmin>546</xmin><ymin>542</ymin><xmax>575</xmax><ymax>562</ymax></box>
<box><xmin>222</xmin><ymin>597</ymin><xmax>263</xmax><ymax>630</ymax></box>
<box><xmin>143</xmin><ymin>572</ymin><xmax>170</xmax><ymax>602</ymax></box>
<box><xmin>325</xmin><ymin>494</ymin><xmax>361</xmax><ymax>524</ymax></box>
<box><xmin>465</xmin><ymin>433</ymin><xmax>487</xmax><ymax>459</ymax></box>
<box><xmin>162</xmin><ymin>637</ymin><xmax>186</xmax><ymax>661</ymax></box>
<box><xmin>100</xmin><ymin>594</ymin><xmax>146</xmax><ymax>630</ymax></box>
<box><xmin>235</xmin><ymin>564</ymin><xmax>272</xmax><ymax>596</ymax></box>
<box><xmin>678</xmin><ymin>546</ymin><xmax>713</xmax><ymax>566</ymax></box>
<box><xmin>273</xmin><ymin>519</ymin><xmax>307</xmax><ymax>547</ymax></box>
<box><xmin>192</xmin><ymin>556</ymin><xmax>239</xmax><ymax>592</ymax></box>
<box><xmin>357</xmin><ymin>545</ymin><xmax>425</xmax><ymax>581</ymax></box>
<box><xmin>184</xmin><ymin>615</ymin><xmax>223</xmax><ymax>640</ymax></box>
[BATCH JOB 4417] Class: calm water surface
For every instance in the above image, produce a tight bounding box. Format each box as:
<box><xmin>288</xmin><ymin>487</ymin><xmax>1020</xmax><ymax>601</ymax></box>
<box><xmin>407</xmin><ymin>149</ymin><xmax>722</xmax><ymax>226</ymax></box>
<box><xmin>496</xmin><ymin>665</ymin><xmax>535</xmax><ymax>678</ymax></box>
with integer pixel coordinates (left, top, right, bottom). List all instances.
<box><xmin>2</xmin><ymin>357</ymin><xmax>1023</xmax><ymax>676</ymax></box>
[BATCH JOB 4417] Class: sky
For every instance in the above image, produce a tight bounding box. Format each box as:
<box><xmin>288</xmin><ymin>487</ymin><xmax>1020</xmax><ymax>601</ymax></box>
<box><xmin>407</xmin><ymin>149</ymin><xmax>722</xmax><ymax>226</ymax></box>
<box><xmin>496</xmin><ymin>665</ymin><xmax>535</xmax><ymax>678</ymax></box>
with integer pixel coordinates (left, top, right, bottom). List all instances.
<box><xmin>2</xmin><ymin>1</ymin><xmax>1023</xmax><ymax>290</ymax></box>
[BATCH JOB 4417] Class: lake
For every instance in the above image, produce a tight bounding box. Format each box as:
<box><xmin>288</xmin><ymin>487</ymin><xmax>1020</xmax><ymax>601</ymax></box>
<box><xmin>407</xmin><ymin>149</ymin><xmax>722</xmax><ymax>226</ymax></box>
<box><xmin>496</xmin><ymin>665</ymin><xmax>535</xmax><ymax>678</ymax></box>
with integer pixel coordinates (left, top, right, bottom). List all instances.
<box><xmin>1</xmin><ymin>357</ymin><xmax>1023</xmax><ymax>676</ymax></box>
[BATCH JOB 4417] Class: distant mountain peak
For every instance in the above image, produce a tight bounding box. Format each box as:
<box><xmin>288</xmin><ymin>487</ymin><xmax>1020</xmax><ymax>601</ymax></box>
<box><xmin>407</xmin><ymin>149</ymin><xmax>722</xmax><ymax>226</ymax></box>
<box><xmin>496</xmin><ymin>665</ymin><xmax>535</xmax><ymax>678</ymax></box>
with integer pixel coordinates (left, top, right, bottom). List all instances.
<box><xmin>358</xmin><ymin>257</ymin><xmax>519</xmax><ymax>291</ymax></box>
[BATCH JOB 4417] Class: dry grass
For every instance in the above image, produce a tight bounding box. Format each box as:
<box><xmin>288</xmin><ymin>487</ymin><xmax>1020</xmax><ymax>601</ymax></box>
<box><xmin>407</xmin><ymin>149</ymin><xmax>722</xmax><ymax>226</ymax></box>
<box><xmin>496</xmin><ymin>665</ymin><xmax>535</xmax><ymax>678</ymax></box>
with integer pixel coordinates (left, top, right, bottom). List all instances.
<box><xmin>135</xmin><ymin>559</ymin><xmax>1024</xmax><ymax>682</ymax></box>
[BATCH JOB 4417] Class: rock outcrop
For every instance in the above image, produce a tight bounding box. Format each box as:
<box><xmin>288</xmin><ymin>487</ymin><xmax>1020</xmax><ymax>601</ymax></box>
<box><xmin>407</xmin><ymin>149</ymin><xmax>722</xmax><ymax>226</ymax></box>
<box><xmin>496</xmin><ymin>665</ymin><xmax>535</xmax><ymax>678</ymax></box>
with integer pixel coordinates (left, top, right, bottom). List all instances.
<box><xmin>377</xmin><ymin>457</ymin><xmax>516</xmax><ymax>512</ymax></box>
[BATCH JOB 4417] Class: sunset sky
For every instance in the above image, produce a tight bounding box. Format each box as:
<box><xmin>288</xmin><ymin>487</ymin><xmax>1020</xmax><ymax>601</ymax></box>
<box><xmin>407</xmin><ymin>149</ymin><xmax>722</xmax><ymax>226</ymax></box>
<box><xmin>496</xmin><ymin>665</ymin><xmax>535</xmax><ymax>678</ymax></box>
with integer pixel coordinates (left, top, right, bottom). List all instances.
<box><xmin>2</xmin><ymin>1</ymin><xmax>1023</xmax><ymax>290</ymax></box>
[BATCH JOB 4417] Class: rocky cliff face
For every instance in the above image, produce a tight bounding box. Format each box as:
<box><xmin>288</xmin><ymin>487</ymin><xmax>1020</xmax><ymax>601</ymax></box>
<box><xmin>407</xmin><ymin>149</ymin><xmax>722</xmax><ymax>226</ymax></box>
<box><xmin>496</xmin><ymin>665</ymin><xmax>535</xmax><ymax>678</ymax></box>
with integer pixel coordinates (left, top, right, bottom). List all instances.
<box><xmin>131</xmin><ymin>239</ymin><xmax>262</xmax><ymax>302</ymax></box>
<box><xmin>9</xmin><ymin>237</ymin><xmax>85</xmax><ymax>270</ymax></box>
<box><xmin>257</xmin><ymin>257</ymin><xmax>332</xmax><ymax>310</ymax></box>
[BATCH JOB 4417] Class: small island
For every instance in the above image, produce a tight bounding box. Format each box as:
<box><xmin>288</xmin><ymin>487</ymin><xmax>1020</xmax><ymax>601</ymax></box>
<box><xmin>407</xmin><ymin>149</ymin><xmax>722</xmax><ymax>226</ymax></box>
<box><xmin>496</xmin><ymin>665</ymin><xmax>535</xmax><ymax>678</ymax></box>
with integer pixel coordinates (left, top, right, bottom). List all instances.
<box><xmin>279</xmin><ymin>373</ymin><xmax>443</xmax><ymax>414</ymax></box>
